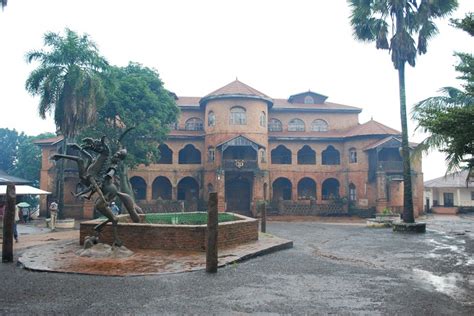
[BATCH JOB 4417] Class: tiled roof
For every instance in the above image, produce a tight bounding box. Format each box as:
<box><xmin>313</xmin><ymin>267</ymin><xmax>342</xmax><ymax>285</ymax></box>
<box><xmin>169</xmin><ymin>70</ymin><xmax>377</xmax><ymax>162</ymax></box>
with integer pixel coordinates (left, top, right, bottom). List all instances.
<box><xmin>176</xmin><ymin>97</ymin><xmax>200</xmax><ymax>107</ymax></box>
<box><xmin>0</xmin><ymin>170</ymin><xmax>32</xmax><ymax>185</ymax></box>
<box><xmin>203</xmin><ymin>79</ymin><xmax>271</xmax><ymax>99</ymax></box>
<box><xmin>344</xmin><ymin>119</ymin><xmax>400</xmax><ymax>138</ymax></box>
<box><xmin>272</xmin><ymin>99</ymin><xmax>361</xmax><ymax>112</ymax></box>
<box><xmin>32</xmin><ymin>136</ymin><xmax>63</xmax><ymax>146</ymax></box>
<box><xmin>424</xmin><ymin>170</ymin><xmax>472</xmax><ymax>188</ymax></box>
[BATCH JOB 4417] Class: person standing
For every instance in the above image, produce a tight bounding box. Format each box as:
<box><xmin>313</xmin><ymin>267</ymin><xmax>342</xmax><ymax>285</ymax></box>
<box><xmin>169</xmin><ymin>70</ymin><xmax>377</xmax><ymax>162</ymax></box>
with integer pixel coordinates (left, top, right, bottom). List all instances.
<box><xmin>49</xmin><ymin>200</ymin><xmax>59</xmax><ymax>231</ymax></box>
<box><xmin>14</xmin><ymin>205</ymin><xmax>19</xmax><ymax>242</ymax></box>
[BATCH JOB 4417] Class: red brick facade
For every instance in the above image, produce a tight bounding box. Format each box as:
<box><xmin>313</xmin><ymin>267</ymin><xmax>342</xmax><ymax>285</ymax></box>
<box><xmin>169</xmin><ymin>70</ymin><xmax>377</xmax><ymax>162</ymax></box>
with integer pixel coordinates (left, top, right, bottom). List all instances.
<box><xmin>36</xmin><ymin>79</ymin><xmax>423</xmax><ymax>218</ymax></box>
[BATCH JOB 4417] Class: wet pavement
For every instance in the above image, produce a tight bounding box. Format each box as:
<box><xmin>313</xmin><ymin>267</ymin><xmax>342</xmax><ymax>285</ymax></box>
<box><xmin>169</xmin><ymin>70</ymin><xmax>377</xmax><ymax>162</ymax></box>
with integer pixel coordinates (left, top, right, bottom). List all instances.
<box><xmin>0</xmin><ymin>214</ymin><xmax>473</xmax><ymax>315</ymax></box>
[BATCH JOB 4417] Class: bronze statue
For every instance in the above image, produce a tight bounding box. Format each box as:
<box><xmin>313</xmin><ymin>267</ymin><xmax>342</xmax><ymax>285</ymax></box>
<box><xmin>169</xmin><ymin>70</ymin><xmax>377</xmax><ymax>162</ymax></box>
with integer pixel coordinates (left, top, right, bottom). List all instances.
<box><xmin>51</xmin><ymin>134</ymin><xmax>143</xmax><ymax>247</ymax></box>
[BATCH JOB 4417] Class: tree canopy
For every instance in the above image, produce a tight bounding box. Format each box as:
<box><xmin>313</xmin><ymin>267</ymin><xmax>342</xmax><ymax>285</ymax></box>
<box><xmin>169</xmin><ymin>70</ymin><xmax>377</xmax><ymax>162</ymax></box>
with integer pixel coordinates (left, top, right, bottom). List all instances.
<box><xmin>25</xmin><ymin>28</ymin><xmax>109</xmax><ymax>139</ymax></box>
<box><xmin>80</xmin><ymin>62</ymin><xmax>179</xmax><ymax>168</ymax></box>
<box><xmin>412</xmin><ymin>13</ymin><xmax>474</xmax><ymax>178</ymax></box>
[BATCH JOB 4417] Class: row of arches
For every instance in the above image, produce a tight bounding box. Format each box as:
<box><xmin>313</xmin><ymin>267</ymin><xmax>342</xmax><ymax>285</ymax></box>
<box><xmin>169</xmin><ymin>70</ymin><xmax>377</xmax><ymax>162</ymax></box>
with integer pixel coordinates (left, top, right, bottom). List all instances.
<box><xmin>130</xmin><ymin>175</ymin><xmax>357</xmax><ymax>203</ymax></box>
<box><xmin>157</xmin><ymin>143</ymin><xmax>357</xmax><ymax>165</ymax></box>
<box><xmin>269</xmin><ymin>118</ymin><xmax>328</xmax><ymax>132</ymax></box>
<box><xmin>272</xmin><ymin>145</ymin><xmax>349</xmax><ymax>165</ymax></box>
<box><xmin>273</xmin><ymin>177</ymin><xmax>356</xmax><ymax>201</ymax></box>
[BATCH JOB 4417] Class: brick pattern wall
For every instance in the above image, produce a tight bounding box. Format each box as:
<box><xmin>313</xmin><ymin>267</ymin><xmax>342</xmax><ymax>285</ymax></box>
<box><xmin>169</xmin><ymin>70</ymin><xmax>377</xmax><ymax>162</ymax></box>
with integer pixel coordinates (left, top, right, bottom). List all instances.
<box><xmin>79</xmin><ymin>215</ymin><xmax>258</xmax><ymax>251</ymax></box>
<box><xmin>271</xmin><ymin>200</ymin><xmax>349</xmax><ymax>216</ymax></box>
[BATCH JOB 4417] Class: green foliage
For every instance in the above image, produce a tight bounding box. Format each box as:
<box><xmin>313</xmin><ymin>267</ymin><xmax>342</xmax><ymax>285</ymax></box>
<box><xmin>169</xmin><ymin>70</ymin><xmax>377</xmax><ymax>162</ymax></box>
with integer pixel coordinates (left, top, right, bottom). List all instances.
<box><xmin>25</xmin><ymin>28</ymin><xmax>109</xmax><ymax>138</ymax></box>
<box><xmin>0</xmin><ymin>129</ymin><xmax>54</xmax><ymax>186</ymax></box>
<box><xmin>80</xmin><ymin>62</ymin><xmax>179</xmax><ymax>168</ymax></box>
<box><xmin>348</xmin><ymin>0</ymin><xmax>458</xmax><ymax>70</ymax></box>
<box><xmin>412</xmin><ymin>12</ymin><xmax>474</xmax><ymax>175</ymax></box>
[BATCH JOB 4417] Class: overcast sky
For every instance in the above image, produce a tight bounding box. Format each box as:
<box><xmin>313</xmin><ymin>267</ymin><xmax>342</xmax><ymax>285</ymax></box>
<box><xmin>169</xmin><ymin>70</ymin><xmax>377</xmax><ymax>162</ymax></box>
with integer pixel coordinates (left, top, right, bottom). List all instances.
<box><xmin>0</xmin><ymin>0</ymin><xmax>472</xmax><ymax>181</ymax></box>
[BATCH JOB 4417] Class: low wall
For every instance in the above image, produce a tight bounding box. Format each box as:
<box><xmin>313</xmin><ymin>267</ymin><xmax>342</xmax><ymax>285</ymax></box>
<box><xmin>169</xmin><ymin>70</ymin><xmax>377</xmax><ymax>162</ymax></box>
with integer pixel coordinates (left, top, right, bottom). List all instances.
<box><xmin>270</xmin><ymin>200</ymin><xmax>349</xmax><ymax>216</ymax></box>
<box><xmin>432</xmin><ymin>206</ymin><xmax>458</xmax><ymax>215</ymax></box>
<box><xmin>79</xmin><ymin>213</ymin><xmax>258</xmax><ymax>251</ymax></box>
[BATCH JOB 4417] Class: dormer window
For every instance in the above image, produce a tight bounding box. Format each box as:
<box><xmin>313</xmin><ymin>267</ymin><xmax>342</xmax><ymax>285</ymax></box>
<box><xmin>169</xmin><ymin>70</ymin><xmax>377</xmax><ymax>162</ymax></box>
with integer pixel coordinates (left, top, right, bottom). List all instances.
<box><xmin>304</xmin><ymin>96</ymin><xmax>314</xmax><ymax>104</ymax></box>
<box><xmin>230</xmin><ymin>106</ymin><xmax>246</xmax><ymax>125</ymax></box>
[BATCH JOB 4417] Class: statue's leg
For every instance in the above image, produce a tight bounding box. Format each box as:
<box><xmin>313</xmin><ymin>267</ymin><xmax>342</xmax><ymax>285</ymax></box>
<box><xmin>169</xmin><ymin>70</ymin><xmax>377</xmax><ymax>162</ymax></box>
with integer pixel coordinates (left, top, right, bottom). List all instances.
<box><xmin>116</xmin><ymin>192</ymin><xmax>141</xmax><ymax>223</ymax></box>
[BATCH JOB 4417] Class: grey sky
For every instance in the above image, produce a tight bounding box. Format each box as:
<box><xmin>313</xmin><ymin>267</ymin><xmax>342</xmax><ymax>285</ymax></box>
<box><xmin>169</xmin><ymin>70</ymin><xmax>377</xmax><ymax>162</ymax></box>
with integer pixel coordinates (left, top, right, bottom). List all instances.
<box><xmin>0</xmin><ymin>0</ymin><xmax>472</xmax><ymax>181</ymax></box>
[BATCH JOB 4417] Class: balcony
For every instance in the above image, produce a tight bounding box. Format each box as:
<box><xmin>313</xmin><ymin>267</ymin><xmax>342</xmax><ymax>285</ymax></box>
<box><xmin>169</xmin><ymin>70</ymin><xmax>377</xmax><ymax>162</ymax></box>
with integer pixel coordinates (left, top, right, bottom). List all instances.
<box><xmin>222</xmin><ymin>159</ymin><xmax>258</xmax><ymax>171</ymax></box>
<box><xmin>378</xmin><ymin>161</ymin><xmax>403</xmax><ymax>173</ymax></box>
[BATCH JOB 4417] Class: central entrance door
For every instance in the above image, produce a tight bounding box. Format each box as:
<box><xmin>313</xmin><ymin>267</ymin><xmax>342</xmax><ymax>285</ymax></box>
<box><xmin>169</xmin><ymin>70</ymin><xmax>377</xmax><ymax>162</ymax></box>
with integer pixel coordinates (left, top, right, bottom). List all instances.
<box><xmin>225</xmin><ymin>172</ymin><xmax>253</xmax><ymax>217</ymax></box>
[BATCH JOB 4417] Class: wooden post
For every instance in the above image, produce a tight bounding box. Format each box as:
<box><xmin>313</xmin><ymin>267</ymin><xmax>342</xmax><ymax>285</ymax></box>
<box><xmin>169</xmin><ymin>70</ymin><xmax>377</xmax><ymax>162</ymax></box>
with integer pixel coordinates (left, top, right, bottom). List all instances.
<box><xmin>2</xmin><ymin>184</ymin><xmax>16</xmax><ymax>263</ymax></box>
<box><xmin>260</xmin><ymin>202</ymin><xmax>266</xmax><ymax>233</ymax></box>
<box><xmin>206</xmin><ymin>192</ymin><xmax>218</xmax><ymax>273</ymax></box>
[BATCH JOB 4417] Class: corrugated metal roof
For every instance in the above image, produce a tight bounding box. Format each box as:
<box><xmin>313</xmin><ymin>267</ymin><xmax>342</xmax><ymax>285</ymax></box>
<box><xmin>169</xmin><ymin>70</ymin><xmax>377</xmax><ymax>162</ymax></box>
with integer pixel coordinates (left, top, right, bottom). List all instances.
<box><xmin>424</xmin><ymin>170</ymin><xmax>472</xmax><ymax>188</ymax></box>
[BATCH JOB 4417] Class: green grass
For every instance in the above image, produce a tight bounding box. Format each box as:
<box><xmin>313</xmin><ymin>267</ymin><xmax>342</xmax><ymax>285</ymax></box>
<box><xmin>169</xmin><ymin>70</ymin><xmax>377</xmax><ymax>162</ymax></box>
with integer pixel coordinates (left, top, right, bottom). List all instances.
<box><xmin>144</xmin><ymin>212</ymin><xmax>239</xmax><ymax>225</ymax></box>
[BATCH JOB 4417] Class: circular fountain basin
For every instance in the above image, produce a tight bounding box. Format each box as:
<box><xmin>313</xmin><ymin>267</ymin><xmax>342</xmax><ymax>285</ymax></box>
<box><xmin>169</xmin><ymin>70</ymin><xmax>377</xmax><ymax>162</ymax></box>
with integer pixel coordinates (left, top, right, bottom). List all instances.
<box><xmin>80</xmin><ymin>212</ymin><xmax>258</xmax><ymax>251</ymax></box>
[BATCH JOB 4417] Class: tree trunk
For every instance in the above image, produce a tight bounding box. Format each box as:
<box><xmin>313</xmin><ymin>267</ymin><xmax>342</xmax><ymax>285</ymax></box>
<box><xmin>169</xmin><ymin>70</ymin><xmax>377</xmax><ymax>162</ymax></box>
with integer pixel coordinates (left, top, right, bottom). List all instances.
<box><xmin>56</xmin><ymin>137</ymin><xmax>67</xmax><ymax>220</ymax></box>
<box><xmin>2</xmin><ymin>184</ymin><xmax>15</xmax><ymax>263</ymax></box>
<box><xmin>398</xmin><ymin>63</ymin><xmax>415</xmax><ymax>223</ymax></box>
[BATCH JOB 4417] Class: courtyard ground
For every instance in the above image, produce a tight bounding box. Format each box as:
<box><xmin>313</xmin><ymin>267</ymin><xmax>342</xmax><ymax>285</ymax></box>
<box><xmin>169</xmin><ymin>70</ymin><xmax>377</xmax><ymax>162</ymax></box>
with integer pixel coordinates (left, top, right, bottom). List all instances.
<box><xmin>0</xmin><ymin>214</ymin><xmax>472</xmax><ymax>314</ymax></box>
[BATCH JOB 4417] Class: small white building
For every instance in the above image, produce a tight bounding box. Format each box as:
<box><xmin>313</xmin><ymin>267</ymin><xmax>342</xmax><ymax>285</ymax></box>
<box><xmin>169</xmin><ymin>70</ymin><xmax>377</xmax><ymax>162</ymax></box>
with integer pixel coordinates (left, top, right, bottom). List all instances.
<box><xmin>424</xmin><ymin>170</ymin><xmax>474</xmax><ymax>214</ymax></box>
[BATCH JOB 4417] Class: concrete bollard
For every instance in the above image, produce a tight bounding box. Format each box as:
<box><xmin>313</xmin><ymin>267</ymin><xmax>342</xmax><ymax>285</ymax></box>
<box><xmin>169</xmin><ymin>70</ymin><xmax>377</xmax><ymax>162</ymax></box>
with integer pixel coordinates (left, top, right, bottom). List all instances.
<box><xmin>206</xmin><ymin>192</ymin><xmax>218</xmax><ymax>273</ymax></box>
<box><xmin>2</xmin><ymin>184</ymin><xmax>15</xmax><ymax>263</ymax></box>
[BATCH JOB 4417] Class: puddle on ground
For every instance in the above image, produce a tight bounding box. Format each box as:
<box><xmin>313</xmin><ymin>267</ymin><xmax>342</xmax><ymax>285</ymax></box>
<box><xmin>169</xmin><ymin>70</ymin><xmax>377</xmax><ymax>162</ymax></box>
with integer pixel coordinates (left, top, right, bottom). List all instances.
<box><xmin>412</xmin><ymin>268</ymin><xmax>473</xmax><ymax>305</ymax></box>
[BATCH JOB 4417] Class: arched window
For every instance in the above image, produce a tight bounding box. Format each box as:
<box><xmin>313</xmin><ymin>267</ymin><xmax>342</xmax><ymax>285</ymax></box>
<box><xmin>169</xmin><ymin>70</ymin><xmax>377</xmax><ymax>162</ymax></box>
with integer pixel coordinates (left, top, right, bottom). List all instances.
<box><xmin>298</xmin><ymin>178</ymin><xmax>316</xmax><ymax>200</ymax></box>
<box><xmin>130</xmin><ymin>176</ymin><xmax>147</xmax><ymax>200</ymax></box>
<box><xmin>297</xmin><ymin>145</ymin><xmax>316</xmax><ymax>164</ymax></box>
<box><xmin>208</xmin><ymin>147</ymin><xmax>215</xmax><ymax>162</ymax></box>
<box><xmin>272</xmin><ymin>178</ymin><xmax>292</xmax><ymax>201</ymax></box>
<box><xmin>230</xmin><ymin>106</ymin><xmax>246</xmax><ymax>125</ymax></box>
<box><xmin>322</xmin><ymin>145</ymin><xmax>340</xmax><ymax>165</ymax></box>
<box><xmin>322</xmin><ymin>178</ymin><xmax>340</xmax><ymax>200</ymax></box>
<box><xmin>349</xmin><ymin>148</ymin><xmax>357</xmax><ymax>163</ymax></box>
<box><xmin>259</xmin><ymin>111</ymin><xmax>266</xmax><ymax>127</ymax></box>
<box><xmin>208</xmin><ymin>111</ymin><xmax>216</xmax><ymax>127</ymax></box>
<box><xmin>304</xmin><ymin>95</ymin><xmax>314</xmax><ymax>104</ymax></box>
<box><xmin>268</xmin><ymin>118</ymin><xmax>283</xmax><ymax>132</ymax></box>
<box><xmin>288</xmin><ymin>118</ymin><xmax>305</xmax><ymax>132</ymax></box>
<box><xmin>271</xmin><ymin>145</ymin><xmax>292</xmax><ymax>164</ymax></box>
<box><xmin>311</xmin><ymin>119</ymin><xmax>328</xmax><ymax>132</ymax></box>
<box><xmin>157</xmin><ymin>144</ymin><xmax>173</xmax><ymax>164</ymax></box>
<box><xmin>178</xmin><ymin>144</ymin><xmax>202</xmax><ymax>164</ymax></box>
<box><xmin>185</xmin><ymin>117</ymin><xmax>204</xmax><ymax>131</ymax></box>
<box><xmin>349</xmin><ymin>183</ymin><xmax>357</xmax><ymax>202</ymax></box>
<box><xmin>152</xmin><ymin>176</ymin><xmax>172</xmax><ymax>200</ymax></box>
<box><xmin>260</xmin><ymin>149</ymin><xmax>267</xmax><ymax>163</ymax></box>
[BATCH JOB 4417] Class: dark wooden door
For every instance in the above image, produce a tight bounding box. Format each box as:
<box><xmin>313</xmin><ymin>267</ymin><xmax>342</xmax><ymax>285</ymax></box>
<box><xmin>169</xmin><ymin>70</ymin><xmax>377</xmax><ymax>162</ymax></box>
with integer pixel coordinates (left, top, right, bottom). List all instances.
<box><xmin>225</xmin><ymin>177</ymin><xmax>252</xmax><ymax>216</ymax></box>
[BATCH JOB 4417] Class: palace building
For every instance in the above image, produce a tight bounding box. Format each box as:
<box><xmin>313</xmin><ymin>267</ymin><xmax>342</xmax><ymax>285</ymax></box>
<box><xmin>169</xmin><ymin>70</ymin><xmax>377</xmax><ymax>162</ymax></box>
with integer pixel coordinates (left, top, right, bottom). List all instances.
<box><xmin>36</xmin><ymin>79</ymin><xmax>423</xmax><ymax>218</ymax></box>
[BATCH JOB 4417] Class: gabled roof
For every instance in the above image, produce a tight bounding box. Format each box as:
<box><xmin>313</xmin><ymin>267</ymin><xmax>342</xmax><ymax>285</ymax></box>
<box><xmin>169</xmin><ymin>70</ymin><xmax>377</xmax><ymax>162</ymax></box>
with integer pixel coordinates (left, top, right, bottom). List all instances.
<box><xmin>200</xmin><ymin>79</ymin><xmax>273</xmax><ymax>107</ymax></box>
<box><xmin>424</xmin><ymin>170</ymin><xmax>472</xmax><ymax>188</ymax></box>
<box><xmin>364</xmin><ymin>136</ymin><xmax>417</xmax><ymax>151</ymax></box>
<box><xmin>288</xmin><ymin>91</ymin><xmax>328</xmax><ymax>104</ymax></box>
<box><xmin>216</xmin><ymin>135</ymin><xmax>265</xmax><ymax>150</ymax></box>
<box><xmin>0</xmin><ymin>170</ymin><xmax>32</xmax><ymax>185</ymax></box>
<box><xmin>344</xmin><ymin>119</ymin><xmax>400</xmax><ymax>138</ymax></box>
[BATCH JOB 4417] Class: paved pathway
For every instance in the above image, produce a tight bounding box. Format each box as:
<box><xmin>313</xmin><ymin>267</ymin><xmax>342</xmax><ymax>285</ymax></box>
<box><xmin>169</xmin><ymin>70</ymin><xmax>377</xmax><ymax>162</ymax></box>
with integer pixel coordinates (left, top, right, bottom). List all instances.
<box><xmin>0</xmin><ymin>215</ymin><xmax>472</xmax><ymax>315</ymax></box>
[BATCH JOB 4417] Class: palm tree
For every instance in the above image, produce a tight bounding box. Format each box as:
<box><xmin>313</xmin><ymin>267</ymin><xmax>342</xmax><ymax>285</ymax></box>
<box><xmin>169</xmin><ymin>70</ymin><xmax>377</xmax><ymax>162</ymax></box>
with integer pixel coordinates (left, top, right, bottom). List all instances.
<box><xmin>25</xmin><ymin>28</ymin><xmax>109</xmax><ymax>214</ymax></box>
<box><xmin>1</xmin><ymin>0</ymin><xmax>7</xmax><ymax>10</ymax></box>
<box><xmin>348</xmin><ymin>0</ymin><xmax>458</xmax><ymax>223</ymax></box>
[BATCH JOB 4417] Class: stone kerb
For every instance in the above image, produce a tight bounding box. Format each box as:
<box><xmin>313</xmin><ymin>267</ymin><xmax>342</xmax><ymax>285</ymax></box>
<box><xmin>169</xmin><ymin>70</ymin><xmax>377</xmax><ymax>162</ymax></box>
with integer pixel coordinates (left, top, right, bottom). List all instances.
<box><xmin>79</xmin><ymin>213</ymin><xmax>258</xmax><ymax>251</ymax></box>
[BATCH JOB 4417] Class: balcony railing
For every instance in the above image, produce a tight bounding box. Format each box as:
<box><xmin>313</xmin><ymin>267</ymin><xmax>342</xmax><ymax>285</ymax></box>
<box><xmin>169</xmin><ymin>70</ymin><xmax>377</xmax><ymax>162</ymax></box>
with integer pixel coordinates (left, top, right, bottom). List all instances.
<box><xmin>378</xmin><ymin>161</ymin><xmax>403</xmax><ymax>173</ymax></box>
<box><xmin>222</xmin><ymin>159</ymin><xmax>258</xmax><ymax>171</ymax></box>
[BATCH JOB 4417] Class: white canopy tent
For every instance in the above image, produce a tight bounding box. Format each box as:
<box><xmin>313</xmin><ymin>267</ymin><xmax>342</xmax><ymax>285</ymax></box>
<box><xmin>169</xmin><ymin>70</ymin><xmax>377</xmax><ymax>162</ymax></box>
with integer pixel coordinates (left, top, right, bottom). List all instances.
<box><xmin>0</xmin><ymin>185</ymin><xmax>51</xmax><ymax>195</ymax></box>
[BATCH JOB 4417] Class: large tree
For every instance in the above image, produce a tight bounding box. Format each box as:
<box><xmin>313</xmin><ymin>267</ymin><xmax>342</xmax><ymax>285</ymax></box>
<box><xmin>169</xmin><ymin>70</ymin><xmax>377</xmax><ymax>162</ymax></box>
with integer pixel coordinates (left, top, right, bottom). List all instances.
<box><xmin>25</xmin><ymin>28</ymin><xmax>109</xmax><ymax>212</ymax></box>
<box><xmin>80</xmin><ymin>62</ymin><xmax>179</xmax><ymax>198</ymax></box>
<box><xmin>412</xmin><ymin>13</ymin><xmax>473</xmax><ymax>182</ymax></box>
<box><xmin>348</xmin><ymin>0</ymin><xmax>458</xmax><ymax>223</ymax></box>
<box><xmin>0</xmin><ymin>128</ymin><xmax>26</xmax><ymax>173</ymax></box>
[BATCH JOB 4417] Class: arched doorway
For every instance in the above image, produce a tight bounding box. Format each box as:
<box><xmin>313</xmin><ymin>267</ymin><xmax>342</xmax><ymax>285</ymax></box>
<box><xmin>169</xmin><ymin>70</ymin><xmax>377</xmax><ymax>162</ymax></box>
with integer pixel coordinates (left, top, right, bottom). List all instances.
<box><xmin>272</xmin><ymin>177</ymin><xmax>292</xmax><ymax>201</ymax></box>
<box><xmin>225</xmin><ymin>174</ymin><xmax>252</xmax><ymax>216</ymax></box>
<box><xmin>152</xmin><ymin>176</ymin><xmax>172</xmax><ymax>200</ymax></box>
<box><xmin>322</xmin><ymin>178</ymin><xmax>340</xmax><ymax>200</ymax></box>
<box><xmin>177</xmin><ymin>177</ymin><xmax>199</xmax><ymax>201</ymax></box>
<box><xmin>130</xmin><ymin>176</ymin><xmax>147</xmax><ymax>200</ymax></box>
<box><xmin>297</xmin><ymin>177</ymin><xmax>316</xmax><ymax>200</ymax></box>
